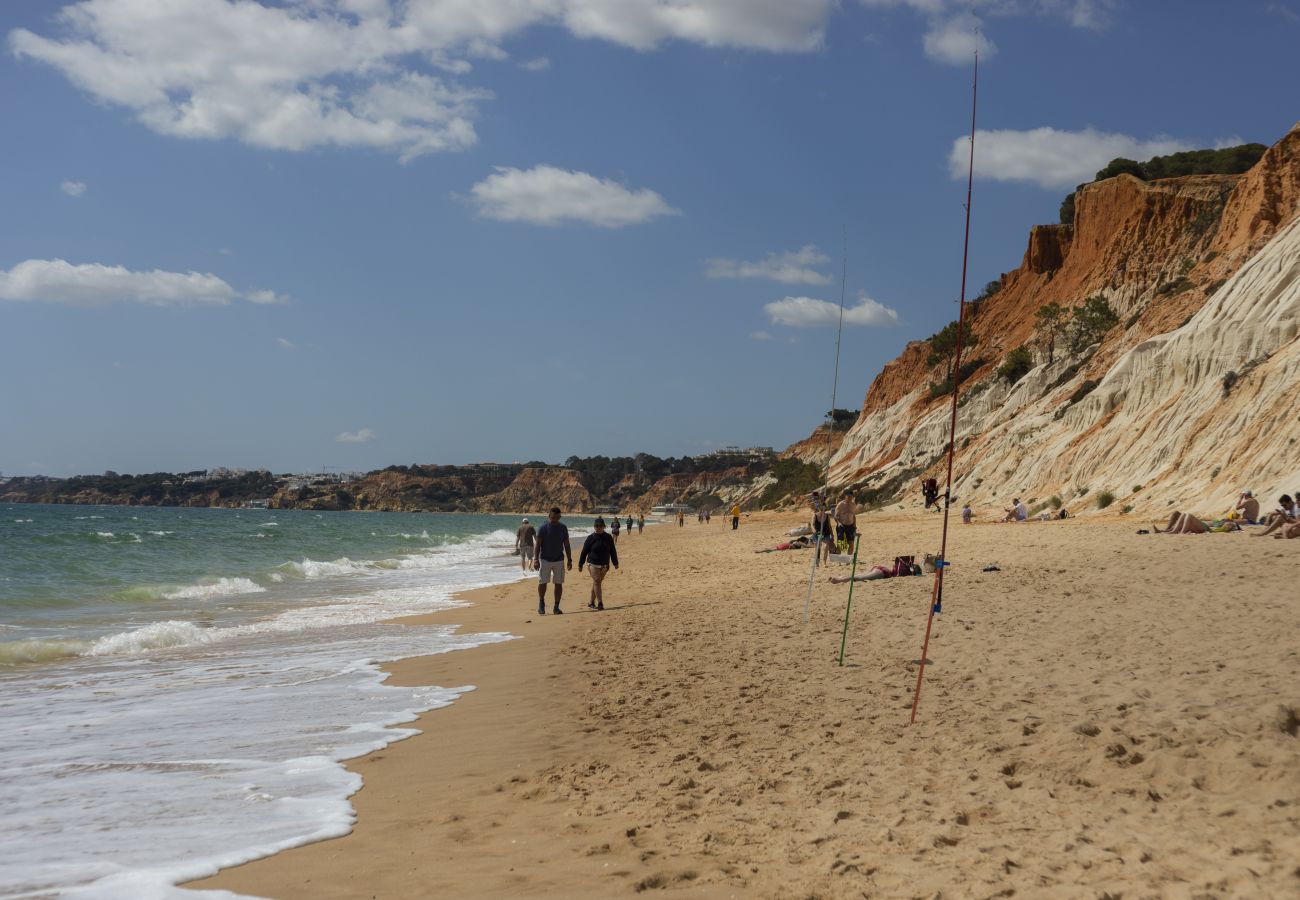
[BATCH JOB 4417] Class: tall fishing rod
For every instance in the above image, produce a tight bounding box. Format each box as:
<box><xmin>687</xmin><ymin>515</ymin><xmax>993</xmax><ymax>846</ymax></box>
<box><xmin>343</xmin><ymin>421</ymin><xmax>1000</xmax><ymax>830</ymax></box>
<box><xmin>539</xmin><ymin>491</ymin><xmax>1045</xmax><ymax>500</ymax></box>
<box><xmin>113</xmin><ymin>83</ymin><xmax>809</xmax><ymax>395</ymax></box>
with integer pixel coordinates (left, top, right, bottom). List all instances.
<box><xmin>910</xmin><ymin>48</ymin><xmax>978</xmax><ymax>724</ymax></box>
<box><xmin>802</xmin><ymin>233</ymin><xmax>850</xmax><ymax>623</ymax></box>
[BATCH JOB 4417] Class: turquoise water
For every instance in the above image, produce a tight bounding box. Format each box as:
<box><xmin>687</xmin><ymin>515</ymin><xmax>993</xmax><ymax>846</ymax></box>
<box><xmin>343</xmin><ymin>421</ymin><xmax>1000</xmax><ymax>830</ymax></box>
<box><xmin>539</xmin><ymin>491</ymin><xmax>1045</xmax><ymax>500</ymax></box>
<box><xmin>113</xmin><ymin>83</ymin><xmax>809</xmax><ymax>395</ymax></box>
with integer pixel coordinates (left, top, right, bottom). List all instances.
<box><xmin>1</xmin><ymin>504</ymin><xmax>590</xmax><ymax>662</ymax></box>
<box><xmin>0</xmin><ymin>503</ymin><xmax>592</xmax><ymax>897</ymax></box>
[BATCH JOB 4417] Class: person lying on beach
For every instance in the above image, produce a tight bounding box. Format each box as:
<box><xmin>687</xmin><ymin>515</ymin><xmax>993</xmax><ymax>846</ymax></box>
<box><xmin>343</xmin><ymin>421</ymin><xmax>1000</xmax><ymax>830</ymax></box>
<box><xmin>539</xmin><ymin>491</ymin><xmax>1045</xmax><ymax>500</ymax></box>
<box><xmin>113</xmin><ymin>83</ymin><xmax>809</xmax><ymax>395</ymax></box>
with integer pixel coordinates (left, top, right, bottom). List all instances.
<box><xmin>829</xmin><ymin>565</ymin><xmax>893</xmax><ymax>583</ymax></box>
<box><xmin>1253</xmin><ymin>495</ymin><xmax>1297</xmax><ymax>536</ymax></box>
<box><xmin>1234</xmin><ymin>490</ymin><xmax>1260</xmax><ymax>524</ymax></box>
<box><xmin>755</xmin><ymin>536</ymin><xmax>812</xmax><ymax>553</ymax></box>
<box><xmin>1155</xmin><ymin>512</ymin><xmax>1241</xmax><ymax>534</ymax></box>
<box><xmin>577</xmin><ymin>517</ymin><xmax>619</xmax><ymax>611</ymax></box>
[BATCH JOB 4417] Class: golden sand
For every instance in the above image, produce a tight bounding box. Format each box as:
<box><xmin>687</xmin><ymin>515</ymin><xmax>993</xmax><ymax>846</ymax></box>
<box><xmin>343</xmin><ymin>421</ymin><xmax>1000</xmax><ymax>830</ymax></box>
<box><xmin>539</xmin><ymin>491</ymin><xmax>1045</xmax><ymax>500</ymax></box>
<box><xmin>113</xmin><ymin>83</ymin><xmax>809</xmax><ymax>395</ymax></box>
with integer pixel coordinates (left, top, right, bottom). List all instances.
<box><xmin>192</xmin><ymin>512</ymin><xmax>1300</xmax><ymax>898</ymax></box>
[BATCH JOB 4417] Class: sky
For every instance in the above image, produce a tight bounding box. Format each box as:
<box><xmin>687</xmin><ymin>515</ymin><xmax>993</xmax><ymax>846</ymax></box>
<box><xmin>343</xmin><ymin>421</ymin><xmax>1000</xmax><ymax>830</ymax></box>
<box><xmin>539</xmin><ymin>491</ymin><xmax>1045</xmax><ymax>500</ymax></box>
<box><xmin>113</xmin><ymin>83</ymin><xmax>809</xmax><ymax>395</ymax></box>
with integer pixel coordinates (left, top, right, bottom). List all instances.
<box><xmin>2</xmin><ymin>0</ymin><xmax>1297</xmax><ymax>476</ymax></box>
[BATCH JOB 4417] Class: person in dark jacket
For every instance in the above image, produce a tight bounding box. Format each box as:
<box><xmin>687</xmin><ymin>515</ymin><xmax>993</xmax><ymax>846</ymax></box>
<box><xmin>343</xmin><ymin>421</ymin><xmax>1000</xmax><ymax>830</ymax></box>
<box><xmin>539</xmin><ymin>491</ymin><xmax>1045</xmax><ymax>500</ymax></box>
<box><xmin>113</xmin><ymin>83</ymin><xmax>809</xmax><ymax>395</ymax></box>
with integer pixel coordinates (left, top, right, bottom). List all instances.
<box><xmin>578</xmin><ymin>518</ymin><xmax>620</xmax><ymax>611</ymax></box>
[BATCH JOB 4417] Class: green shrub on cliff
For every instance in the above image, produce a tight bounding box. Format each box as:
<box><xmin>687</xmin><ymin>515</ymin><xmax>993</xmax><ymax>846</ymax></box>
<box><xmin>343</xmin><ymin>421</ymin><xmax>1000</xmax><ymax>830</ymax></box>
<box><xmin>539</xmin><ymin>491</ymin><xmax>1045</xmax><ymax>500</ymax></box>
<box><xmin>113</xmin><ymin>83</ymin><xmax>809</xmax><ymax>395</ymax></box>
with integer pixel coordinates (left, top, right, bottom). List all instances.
<box><xmin>1058</xmin><ymin>142</ymin><xmax>1267</xmax><ymax>225</ymax></box>
<box><xmin>996</xmin><ymin>345</ymin><xmax>1034</xmax><ymax>385</ymax></box>
<box><xmin>926</xmin><ymin>320</ymin><xmax>977</xmax><ymax>367</ymax></box>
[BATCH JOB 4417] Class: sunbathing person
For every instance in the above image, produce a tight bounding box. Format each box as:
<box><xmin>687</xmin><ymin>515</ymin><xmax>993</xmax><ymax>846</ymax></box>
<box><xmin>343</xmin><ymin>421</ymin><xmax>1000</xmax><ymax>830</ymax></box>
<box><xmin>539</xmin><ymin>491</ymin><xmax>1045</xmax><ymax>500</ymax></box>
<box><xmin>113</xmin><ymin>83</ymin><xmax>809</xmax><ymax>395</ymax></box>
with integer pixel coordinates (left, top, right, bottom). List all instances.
<box><xmin>1156</xmin><ymin>512</ymin><xmax>1241</xmax><ymax>534</ymax></box>
<box><xmin>1234</xmin><ymin>490</ymin><xmax>1260</xmax><ymax>524</ymax></box>
<box><xmin>829</xmin><ymin>565</ymin><xmax>893</xmax><ymax>583</ymax></box>
<box><xmin>1253</xmin><ymin>494</ymin><xmax>1297</xmax><ymax>536</ymax></box>
<box><xmin>1275</xmin><ymin>519</ymin><xmax>1300</xmax><ymax>539</ymax></box>
<box><xmin>1156</xmin><ymin>512</ymin><xmax>1211</xmax><ymax>534</ymax></box>
<box><xmin>756</xmin><ymin>536</ymin><xmax>812</xmax><ymax>553</ymax></box>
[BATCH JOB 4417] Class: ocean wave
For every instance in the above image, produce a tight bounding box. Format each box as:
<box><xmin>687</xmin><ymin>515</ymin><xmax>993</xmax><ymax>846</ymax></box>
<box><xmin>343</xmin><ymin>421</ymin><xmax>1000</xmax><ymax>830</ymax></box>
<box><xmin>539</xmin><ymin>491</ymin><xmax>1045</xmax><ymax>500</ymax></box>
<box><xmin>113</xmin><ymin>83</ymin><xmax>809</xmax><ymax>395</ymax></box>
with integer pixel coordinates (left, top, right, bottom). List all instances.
<box><xmin>147</xmin><ymin>530</ymin><xmax>175</xmax><ymax>536</ymax></box>
<box><xmin>0</xmin><ymin>637</ymin><xmax>92</xmax><ymax>665</ymax></box>
<box><xmin>96</xmin><ymin>531</ymin><xmax>116</xmax><ymax>539</ymax></box>
<box><xmin>86</xmin><ymin>620</ymin><xmax>217</xmax><ymax>656</ymax></box>
<box><xmin>161</xmin><ymin>577</ymin><xmax>267</xmax><ymax>601</ymax></box>
<box><xmin>13</xmin><ymin>518</ymin><xmax>33</xmax><ymax>523</ymax></box>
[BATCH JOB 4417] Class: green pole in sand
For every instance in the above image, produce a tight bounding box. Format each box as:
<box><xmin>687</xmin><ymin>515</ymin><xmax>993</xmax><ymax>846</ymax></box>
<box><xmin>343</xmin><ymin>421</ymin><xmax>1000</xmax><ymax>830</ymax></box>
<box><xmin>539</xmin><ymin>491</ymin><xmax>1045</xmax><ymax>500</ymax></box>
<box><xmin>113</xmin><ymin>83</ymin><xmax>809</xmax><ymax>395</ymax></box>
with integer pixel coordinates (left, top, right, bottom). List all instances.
<box><xmin>837</xmin><ymin>535</ymin><xmax>863</xmax><ymax>666</ymax></box>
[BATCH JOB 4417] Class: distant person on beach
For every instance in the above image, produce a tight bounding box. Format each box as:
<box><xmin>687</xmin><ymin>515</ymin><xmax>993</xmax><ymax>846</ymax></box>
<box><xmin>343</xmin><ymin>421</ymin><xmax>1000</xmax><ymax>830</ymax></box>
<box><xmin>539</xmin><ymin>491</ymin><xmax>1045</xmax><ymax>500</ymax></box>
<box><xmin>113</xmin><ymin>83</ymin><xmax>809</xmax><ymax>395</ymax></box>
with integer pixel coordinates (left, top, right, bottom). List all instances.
<box><xmin>705</xmin><ymin>509</ymin><xmax>711</xmax><ymax>524</ymax></box>
<box><xmin>578</xmin><ymin>517</ymin><xmax>619</xmax><ymax>611</ymax></box>
<box><xmin>922</xmin><ymin>477</ymin><xmax>940</xmax><ymax>509</ymax></box>
<box><xmin>611</xmin><ymin>515</ymin><xmax>621</xmax><ymax>541</ymax></box>
<box><xmin>1235</xmin><ymin>490</ymin><xmax>1260</xmax><ymax>524</ymax></box>
<box><xmin>834</xmin><ymin>493</ymin><xmax>857</xmax><ymax>546</ymax></box>
<box><xmin>534</xmin><ymin>507</ymin><xmax>572</xmax><ymax>615</ymax></box>
<box><xmin>730</xmin><ymin>504</ymin><xmax>741</xmax><ymax>530</ymax></box>
<box><xmin>1003</xmin><ymin>498</ymin><xmax>1029</xmax><ymax>522</ymax></box>
<box><xmin>637</xmin><ymin>515</ymin><xmax>645</xmax><ymax>534</ymax></box>
<box><xmin>961</xmin><ymin>503</ymin><xmax>972</xmax><ymax>524</ymax></box>
<box><xmin>515</xmin><ymin>517</ymin><xmax>536</xmax><ymax>572</ymax></box>
<box><xmin>812</xmin><ymin>506</ymin><xmax>833</xmax><ymax>562</ymax></box>
<box><xmin>677</xmin><ymin>510</ymin><xmax>685</xmax><ymax>527</ymax></box>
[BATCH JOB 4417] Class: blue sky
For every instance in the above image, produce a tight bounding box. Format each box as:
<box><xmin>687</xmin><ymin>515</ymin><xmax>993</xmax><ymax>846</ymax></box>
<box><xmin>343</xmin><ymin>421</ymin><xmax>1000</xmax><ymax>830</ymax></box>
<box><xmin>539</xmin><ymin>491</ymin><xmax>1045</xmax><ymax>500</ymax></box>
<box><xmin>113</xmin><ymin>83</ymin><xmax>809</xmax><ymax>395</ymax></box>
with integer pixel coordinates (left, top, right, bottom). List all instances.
<box><xmin>2</xmin><ymin>0</ymin><xmax>1297</xmax><ymax>476</ymax></box>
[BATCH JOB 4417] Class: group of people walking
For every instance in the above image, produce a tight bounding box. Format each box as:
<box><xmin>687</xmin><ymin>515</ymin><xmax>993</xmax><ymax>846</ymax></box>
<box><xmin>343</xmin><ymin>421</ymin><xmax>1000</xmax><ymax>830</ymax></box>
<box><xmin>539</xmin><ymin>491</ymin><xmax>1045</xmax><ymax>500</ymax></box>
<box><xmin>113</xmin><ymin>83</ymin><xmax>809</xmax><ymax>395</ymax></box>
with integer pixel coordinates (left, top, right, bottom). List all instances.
<box><xmin>515</xmin><ymin>508</ymin><xmax>643</xmax><ymax>615</ymax></box>
<box><xmin>810</xmin><ymin>491</ymin><xmax>857</xmax><ymax>562</ymax></box>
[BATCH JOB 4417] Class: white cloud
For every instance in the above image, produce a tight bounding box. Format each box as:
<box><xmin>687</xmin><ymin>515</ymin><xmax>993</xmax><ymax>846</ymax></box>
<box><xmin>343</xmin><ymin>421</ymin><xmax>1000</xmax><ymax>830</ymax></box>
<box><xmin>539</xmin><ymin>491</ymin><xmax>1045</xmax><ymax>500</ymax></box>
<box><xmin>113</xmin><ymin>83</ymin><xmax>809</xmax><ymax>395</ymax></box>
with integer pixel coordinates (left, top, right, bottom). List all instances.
<box><xmin>1268</xmin><ymin>2</ymin><xmax>1300</xmax><ymax>22</ymax></box>
<box><xmin>519</xmin><ymin>56</ymin><xmax>551</xmax><ymax>71</ymax></box>
<box><xmin>705</xmin><ymin>245</ymin><xmax>832</xmax><ymax>285</ymax></box>
<box><xmin>276</xmin><ymin>337</ymin><xmax>296</xmax><ymax>349</ymax></box>
<box><xmin>749</xmin><ymin>330</ymin><xmax>773</xmax><ymax>341</ymax></box>
<box><xmin>765</xmin><ymin>291</ymin><xmax>900</xmax><ymax>328</ymax></box>
<box><xmin>10</xmin><ymin>0</ymin><xmax>838</xmax><ymax>159</ymax></box>
<box><xmin>61</xmin><ymin>179</ymin><xmax>87</xmax><ymax>197</ymax></box>
<box><xmin>0</xmin><ymin>258</ymin><xmax>287</xmax><ymax>307</ymax></box>
<box><xmin>923</xmin><ymin>13</ymin><xmax>996</xmax><ymax>65</ymax></box>
<box><xmin>954</xmin><ymin>127</ymin><xmax>1195</xmax><ymax>189</ymax></box>
<box><xmin>465</xmin><ymin>165</ymin><xmax>680</xmax><ymax>228</ymax></box>
<box><xmin>336</xmin><ymin>427</ymin><xmax>375</xmax><ymax>444</ymax></box>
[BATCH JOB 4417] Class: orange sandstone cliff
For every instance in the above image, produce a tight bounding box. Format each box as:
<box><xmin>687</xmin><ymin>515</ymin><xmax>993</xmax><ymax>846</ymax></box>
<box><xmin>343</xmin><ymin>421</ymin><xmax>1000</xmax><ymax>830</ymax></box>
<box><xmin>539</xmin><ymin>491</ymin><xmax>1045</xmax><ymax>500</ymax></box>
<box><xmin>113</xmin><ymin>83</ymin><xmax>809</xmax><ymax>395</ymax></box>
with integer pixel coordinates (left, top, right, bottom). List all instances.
<box><xmin>826</xmin><ymin>122</ymin><xmax>1300</xmax><ymax>518</ymax></box>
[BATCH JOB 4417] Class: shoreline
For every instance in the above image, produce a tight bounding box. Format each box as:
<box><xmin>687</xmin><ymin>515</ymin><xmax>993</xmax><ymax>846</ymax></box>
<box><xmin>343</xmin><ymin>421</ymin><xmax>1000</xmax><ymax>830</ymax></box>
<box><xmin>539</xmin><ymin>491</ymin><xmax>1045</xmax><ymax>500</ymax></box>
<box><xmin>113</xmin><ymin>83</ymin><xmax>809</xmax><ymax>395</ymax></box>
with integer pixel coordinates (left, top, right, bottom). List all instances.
<box><xmin>192</xmin><ymin>512</ymin><xmax>1300</xmax><ymax>898</ymax></box>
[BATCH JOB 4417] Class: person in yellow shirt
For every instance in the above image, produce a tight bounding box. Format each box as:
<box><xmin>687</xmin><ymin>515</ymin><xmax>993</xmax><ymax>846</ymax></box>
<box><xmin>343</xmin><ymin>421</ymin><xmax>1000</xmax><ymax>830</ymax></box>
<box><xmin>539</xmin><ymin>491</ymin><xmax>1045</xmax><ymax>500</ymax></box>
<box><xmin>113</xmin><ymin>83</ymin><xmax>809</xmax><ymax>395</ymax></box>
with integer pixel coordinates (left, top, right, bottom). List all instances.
<box><xmin>730</xmin><ymin>504</ymin><xmax>742</xmax><ymax>530</ymax></box>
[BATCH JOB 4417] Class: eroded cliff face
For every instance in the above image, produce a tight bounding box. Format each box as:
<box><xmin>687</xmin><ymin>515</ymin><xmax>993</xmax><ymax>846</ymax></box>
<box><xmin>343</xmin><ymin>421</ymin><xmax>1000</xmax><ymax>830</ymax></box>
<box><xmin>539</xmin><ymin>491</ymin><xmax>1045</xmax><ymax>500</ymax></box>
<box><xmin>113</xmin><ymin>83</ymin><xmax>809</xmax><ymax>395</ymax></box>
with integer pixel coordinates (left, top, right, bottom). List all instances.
<box><xmin>476</xmin><ymin>467</ymin><xmax>597</xmax><ymax>513</ymax></box>
<box><xmin>828</xmin><ymin>122</ymin><xmax>1300</xmax><ymax>517</ymax></box>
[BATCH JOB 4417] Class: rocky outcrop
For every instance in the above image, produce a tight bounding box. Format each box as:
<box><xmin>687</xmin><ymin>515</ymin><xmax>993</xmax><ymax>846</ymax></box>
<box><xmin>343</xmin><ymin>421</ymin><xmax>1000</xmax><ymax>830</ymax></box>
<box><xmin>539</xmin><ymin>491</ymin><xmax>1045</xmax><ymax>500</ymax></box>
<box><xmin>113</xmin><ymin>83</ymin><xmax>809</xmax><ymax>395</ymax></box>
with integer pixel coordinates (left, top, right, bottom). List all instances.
<box><xmin>781</xmin><ymin>427</ymin><xmax>844</xmax><ymax>466</ymax></box>
<box><xmin>476</xmin><ymin>467</ymin><xmax>597</xmax><ymax>513</ymax></box>
<box><xmin>828</xmin><ymin>121</ymin><xmax>1300</xmax><ymax>517</ymax></box>
<box><xmin>632</xmin><ymin>467</ymin><xmax>752</xmax><ymax>510</ymax></box>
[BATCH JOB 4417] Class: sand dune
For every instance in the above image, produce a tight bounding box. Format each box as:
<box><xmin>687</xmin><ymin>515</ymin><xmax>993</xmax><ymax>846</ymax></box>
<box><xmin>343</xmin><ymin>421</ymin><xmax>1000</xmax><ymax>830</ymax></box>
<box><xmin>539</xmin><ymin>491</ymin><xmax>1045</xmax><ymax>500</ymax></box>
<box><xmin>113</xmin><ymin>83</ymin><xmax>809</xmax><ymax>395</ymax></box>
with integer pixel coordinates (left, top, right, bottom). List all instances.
<box><xmin>194</xmin><ymin>512</ymin><xmax>1300</xmax><ymax>898</ymax></box>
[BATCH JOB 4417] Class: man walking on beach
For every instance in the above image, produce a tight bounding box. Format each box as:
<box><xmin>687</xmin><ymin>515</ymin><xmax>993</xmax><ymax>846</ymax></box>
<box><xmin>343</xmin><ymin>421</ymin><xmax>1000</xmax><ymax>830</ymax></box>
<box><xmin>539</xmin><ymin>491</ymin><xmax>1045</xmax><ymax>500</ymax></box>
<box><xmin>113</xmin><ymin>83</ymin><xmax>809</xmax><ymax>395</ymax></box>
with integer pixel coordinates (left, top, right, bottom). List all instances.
<box><xmin>515</xmin><ymin>517</ymin><xmax>536</xmax><ymax>572</ymax></box>
<box><xmin>534</xmin><ymin>507</ymin><xmax>572</xmax><ymax>615</ymax></box>
<box><xmin>834</xmin><ymin>493</ymin><xmax>857</xmax><ymax>547</ymax></box>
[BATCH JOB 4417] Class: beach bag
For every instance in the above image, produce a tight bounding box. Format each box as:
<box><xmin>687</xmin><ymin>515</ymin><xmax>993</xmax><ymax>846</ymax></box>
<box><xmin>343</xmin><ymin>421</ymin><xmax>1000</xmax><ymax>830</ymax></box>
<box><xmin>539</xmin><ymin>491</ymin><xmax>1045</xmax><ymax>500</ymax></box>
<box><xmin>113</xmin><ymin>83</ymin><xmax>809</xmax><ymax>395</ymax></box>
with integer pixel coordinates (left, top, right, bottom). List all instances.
<box><xmin>892</xmin><ymin>555</ymin><xmax>915</xmax><ymax>577</ymax></box>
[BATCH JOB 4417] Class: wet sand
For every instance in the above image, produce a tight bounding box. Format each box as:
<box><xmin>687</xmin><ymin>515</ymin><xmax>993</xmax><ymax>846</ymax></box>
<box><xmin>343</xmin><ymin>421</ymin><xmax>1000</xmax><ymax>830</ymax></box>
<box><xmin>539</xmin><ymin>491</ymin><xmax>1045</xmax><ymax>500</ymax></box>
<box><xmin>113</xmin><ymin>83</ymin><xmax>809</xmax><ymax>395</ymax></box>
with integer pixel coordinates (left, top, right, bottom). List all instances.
<box><xmin>193</xmin><ymin>512</ymin><xmax>1300</xmax><ymax>898</ymax></box>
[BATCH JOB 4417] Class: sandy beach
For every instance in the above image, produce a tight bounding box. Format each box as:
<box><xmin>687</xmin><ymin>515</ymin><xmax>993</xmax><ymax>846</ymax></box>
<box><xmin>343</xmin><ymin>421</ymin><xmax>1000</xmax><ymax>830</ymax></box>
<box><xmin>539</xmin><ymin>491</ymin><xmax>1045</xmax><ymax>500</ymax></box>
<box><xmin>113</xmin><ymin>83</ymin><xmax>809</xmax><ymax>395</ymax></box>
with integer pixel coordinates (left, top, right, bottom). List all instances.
<box><xmin>193</xmin><ymin>512</ymin><xmax>1300</xmax><ymax>898</ymax></box>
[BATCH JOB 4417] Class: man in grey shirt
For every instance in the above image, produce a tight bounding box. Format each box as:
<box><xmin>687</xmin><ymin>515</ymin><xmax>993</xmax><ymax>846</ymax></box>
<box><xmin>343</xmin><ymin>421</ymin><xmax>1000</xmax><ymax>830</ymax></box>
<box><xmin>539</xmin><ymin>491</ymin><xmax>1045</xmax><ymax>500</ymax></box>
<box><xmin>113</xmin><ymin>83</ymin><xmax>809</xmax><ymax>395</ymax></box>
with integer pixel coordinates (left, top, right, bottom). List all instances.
<box><xmin>515</xmin><ymin>518</ymin><xmax>536</xmax><ymax>571</ymax></box>
<box><xmin>533</xmin><ymin>507</ymin><xmax>572</xmax><ymax>615</ymax></box>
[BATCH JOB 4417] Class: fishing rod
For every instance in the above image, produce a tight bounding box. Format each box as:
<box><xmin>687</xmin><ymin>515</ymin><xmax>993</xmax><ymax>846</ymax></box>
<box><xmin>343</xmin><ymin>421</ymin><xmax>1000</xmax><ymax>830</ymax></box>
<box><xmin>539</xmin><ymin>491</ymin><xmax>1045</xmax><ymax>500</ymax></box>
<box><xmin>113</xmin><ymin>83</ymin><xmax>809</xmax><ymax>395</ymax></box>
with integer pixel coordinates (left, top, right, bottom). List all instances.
<box><xmin>802</xmin><ymin>232</ymin><xmax>849</xmax><ymax>623</ymax></box>
<box><xmin>910</xmin><ymin>48</ymin><xmax>978</xmax><ymax>724</ymax></box>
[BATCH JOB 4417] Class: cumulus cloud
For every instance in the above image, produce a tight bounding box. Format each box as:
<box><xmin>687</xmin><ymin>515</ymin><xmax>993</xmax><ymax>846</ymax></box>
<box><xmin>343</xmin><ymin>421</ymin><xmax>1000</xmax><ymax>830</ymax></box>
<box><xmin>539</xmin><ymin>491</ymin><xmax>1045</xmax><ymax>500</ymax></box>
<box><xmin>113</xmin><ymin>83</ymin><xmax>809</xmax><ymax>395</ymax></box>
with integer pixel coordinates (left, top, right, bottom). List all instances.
<box><xmin>765</xmin><ymin>292</ymin><xmax>900</xmax><ymax>328</ymax></box>
<box><xmin>335</xmin><ymin>427</ymin><xmax>375</xmax><ymax>443</ymax></box>
<box><xmin>954</xmin><ymin>127</ymin><xmax>1195</xmax><ymax>189</ymax></box>
<box><xmin>705</xmin><ymin>245</ymin><xmax>832</xmax><ymax>285</ymax></box>
<box><xmin>276</xmin><ymin>337</ymin><xmax>296</xmax><ymax>349</ymax></box>
<box><xmin>923</xmin><ymin>13</ymin><xmax>996</xmax><ymax>65</ymax></box>
<box><xmin>466</xmin><ymin>165</ymin><xmax>680</xmax><ymax>227</ymax></box>
<box><xmin>0</xmin><ymin>258</ymin><xmax>287</xmax><ymax>307</ymax></box>
<box><xmin>61</xmin><ymin>180</ymin><xmax>87</xmax><ymax>197</ymax></box>
<box><xmin>10</xmin><ymin>0</ymin><xmax>837</xmax><ymax>158</ymax></box>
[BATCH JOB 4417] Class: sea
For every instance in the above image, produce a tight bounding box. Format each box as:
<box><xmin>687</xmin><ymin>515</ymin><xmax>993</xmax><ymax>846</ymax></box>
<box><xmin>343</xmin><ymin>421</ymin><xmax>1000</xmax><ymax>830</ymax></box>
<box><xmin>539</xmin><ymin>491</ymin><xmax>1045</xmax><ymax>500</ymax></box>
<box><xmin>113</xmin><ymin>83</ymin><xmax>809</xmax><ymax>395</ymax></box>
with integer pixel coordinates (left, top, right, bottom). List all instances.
<box><xmin>0</xmin><ymin>504</ymin><xmax>586</xmax><ymax>899</ymax></box>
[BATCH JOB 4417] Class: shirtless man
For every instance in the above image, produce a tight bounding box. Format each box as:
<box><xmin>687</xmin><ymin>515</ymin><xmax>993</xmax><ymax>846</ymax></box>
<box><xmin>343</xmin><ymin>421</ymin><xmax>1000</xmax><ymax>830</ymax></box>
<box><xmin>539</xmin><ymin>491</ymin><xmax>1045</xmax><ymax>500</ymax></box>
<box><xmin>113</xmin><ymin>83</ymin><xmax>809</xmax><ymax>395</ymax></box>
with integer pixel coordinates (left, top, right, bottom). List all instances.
<box><xmin>834</xmin><ymin>493</ymin><xmax>857</xmax><ymax>547</ymax></box>
<box><xmin>1235</xmin><ymin>490</ymin><xmax>1260</xmax><ymax>524</ymax></box>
